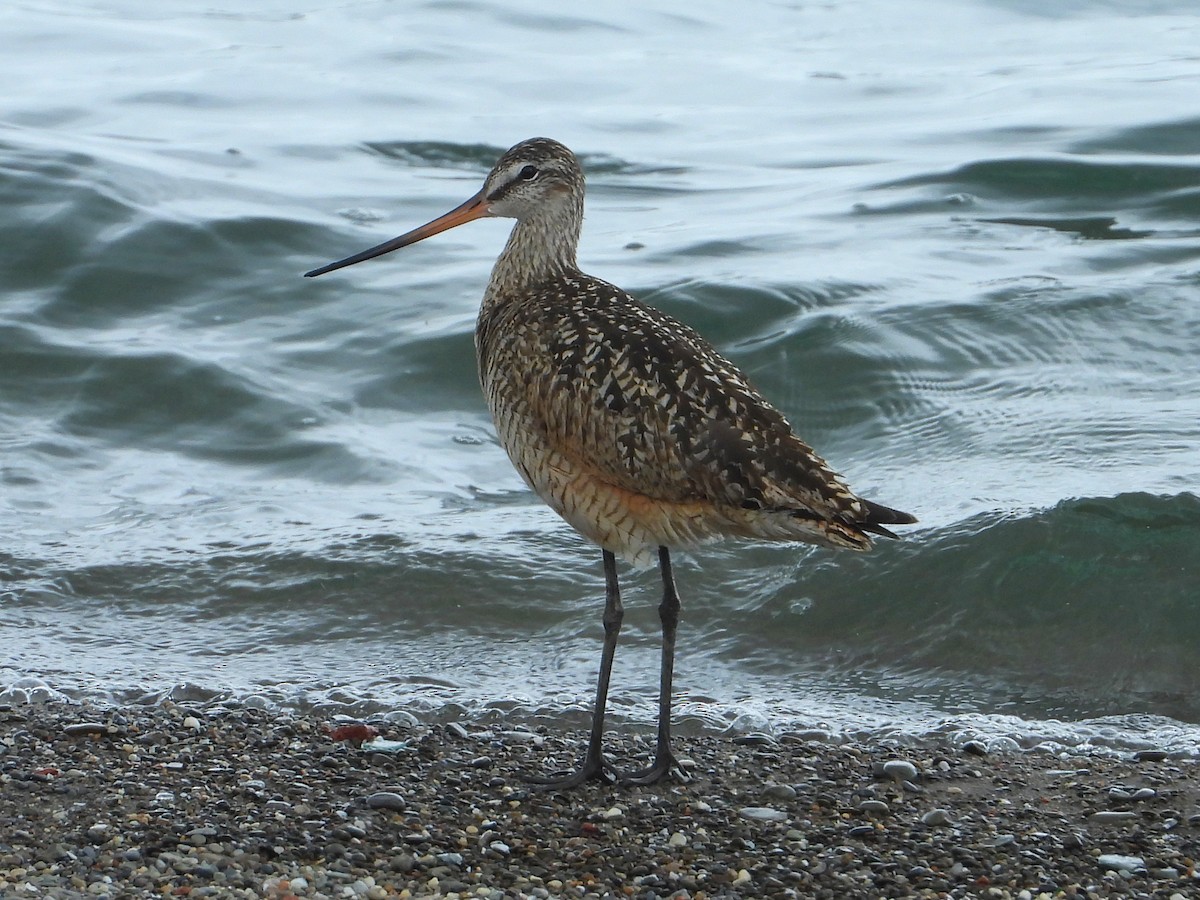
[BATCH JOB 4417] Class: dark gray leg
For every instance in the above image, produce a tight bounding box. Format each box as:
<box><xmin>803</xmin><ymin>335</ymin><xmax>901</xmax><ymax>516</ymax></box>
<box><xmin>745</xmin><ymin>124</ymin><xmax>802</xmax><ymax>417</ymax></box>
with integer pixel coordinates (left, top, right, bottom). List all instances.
<box><xmin>527</xmin><ymin>549</ymin><xmax>622</xmax><ymax>789</ymax></box>
<box><xmin>623</xmin><ymin>545</ymin><xmax>686</xmax><ymax>785</ymax></box>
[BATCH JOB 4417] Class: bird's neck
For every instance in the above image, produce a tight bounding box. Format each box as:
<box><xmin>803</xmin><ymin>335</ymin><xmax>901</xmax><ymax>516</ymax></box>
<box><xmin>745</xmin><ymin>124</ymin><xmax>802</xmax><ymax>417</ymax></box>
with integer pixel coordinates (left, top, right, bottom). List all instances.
<box><xmin>484</xmin><ymin>204</ymin><xmax>582</xmax><ymax>311</ymax></box>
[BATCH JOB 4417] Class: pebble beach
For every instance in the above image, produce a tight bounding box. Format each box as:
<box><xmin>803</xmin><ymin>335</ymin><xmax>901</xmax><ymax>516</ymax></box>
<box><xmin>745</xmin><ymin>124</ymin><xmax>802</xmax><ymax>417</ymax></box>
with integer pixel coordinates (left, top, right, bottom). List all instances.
<box><xmin>1</xmin><ymin>702</ymin><xmax>1197</xmax><ymax>900</ymax></box>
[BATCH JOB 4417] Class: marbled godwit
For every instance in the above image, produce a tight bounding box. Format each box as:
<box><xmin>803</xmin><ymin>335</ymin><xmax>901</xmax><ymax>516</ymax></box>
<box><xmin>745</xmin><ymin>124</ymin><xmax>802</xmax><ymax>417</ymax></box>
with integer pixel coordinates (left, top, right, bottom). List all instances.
<box><xmin>306</xmin><ymin>138</ymin><xmax>916</xmax><ymax>788</ymax></box>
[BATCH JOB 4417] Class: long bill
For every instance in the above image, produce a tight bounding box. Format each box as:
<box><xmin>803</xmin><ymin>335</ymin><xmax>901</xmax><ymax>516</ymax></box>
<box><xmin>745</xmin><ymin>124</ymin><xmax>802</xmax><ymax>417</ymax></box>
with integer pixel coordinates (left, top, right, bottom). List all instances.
<box><xmin>304</xmin><ymin>189</ymin><xmax>491</xmax><ymax>278</ymax></box>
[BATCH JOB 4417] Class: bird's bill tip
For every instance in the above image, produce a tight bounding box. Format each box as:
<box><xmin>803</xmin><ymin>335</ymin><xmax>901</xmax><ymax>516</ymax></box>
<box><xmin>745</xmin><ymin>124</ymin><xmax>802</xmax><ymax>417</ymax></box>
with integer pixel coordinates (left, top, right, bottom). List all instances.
<box><xmin>304</xmin><ymin>190</ymin><xmax>491</xmax><ymax>278</ymax></box>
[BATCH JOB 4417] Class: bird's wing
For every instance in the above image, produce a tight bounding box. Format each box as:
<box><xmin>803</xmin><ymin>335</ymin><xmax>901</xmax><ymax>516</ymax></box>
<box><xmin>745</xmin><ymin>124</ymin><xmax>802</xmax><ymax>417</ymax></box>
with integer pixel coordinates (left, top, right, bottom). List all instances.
<box><xmin>494</xmin><ymin>274</ymin><xmax>872</xmax><ymax>525</ymax></box>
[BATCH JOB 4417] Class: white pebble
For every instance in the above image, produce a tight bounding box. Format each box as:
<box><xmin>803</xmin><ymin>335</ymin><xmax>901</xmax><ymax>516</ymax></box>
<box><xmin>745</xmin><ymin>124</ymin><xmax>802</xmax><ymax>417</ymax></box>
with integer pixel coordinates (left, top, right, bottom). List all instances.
<box><xmin>667</xmin><ymin>831</ymin><xmax>687</xmax><ymax>847</ymax></box>
<box><xmin>182</xmin><ymin>716</ymin><xmax>202</xmax><ymax>731</ymax></box>
<box><xmin>1098</xmin><ymin>853</ymin><xmax>1145</xmax><ymax>873</ymax></box>
<box><xmin>732</xmin><ymin>869</ymin><xmax>752</xmax><ymax>886</ymax></box>
<box><xmin>1090</xmin><ymin>811</ymin><xmax>1137</xmax><ymax>824</ymax></box>
<box><xmin>921</xmin><ymin>809</ymin><xmax>953</xmax><ymax>826</ymax></box>
<box><xmin>738</xmin><ymin>806</ymin><xmax>788</xmax><ymax>822</ymax></box>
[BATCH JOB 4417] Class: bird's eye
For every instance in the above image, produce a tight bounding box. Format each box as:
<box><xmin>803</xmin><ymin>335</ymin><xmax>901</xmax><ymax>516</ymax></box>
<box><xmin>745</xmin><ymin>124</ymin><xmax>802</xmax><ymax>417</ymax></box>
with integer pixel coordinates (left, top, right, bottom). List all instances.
<box><xmin>518</xmin><ymin>164</ymin><xmax>539</xmax><ymax>181</ymax></box>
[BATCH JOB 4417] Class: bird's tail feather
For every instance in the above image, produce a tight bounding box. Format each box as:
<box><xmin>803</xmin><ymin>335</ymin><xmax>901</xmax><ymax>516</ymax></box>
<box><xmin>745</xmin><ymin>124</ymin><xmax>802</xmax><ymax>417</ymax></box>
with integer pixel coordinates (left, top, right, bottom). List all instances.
<box><xmin>858</xmin><ymin>499</ymin><xmax>917</xmax><ymax>539</ymax></box>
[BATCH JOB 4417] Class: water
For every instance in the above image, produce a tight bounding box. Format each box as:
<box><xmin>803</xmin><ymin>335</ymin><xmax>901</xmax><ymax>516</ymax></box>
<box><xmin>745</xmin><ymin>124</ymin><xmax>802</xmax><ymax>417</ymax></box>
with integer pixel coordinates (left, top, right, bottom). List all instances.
<box><xmin>3</xmin><ymin>0</ymin><xmax>1199</xmax><ymax>753</ymax></box>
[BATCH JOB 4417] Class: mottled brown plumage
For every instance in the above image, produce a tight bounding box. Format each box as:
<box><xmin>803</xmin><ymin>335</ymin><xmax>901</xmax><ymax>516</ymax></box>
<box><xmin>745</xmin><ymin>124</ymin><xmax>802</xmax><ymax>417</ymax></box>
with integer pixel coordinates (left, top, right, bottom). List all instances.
<box><xmin>306</xmin><ymin>137</ymin><xmax>915</xmax><ymax>788</ymax></box>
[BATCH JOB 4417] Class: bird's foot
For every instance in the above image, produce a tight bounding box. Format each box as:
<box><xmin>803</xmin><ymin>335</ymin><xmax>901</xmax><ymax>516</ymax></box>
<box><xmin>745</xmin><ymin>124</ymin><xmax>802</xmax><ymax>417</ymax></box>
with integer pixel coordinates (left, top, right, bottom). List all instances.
<box><xmin>620</xmin><ymin>750</ymin><xmax>691</xmax><ymax>787</ymax></box>
<box><xmin>524</xmin><ymin>750</ymin><xmax>617</xmax><ymax>791</ymax></box>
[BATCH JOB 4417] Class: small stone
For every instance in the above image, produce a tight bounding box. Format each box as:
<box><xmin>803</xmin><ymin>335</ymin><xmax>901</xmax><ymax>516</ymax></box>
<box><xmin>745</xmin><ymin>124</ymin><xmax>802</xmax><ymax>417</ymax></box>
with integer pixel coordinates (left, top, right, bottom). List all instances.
<box><xmin>436</xmin><ymin>852</ymin><xmax>464</xmax><ymax>867</ymax></box>
<box><xmin>921</xmin><ymin>809</ymin><xmax>952</xmax><ymax>827</ymax></box>
<box><xmin>1062</xmin><ymin>830</ymin><xmax>1087</xmax><ymax>849</ymax></box>
<box><xmin>361</xmin><ymin>737</ymin><xmax>409</xmax><ymax>754</ymax></box>
<box><xmin>1131</xmin><ymin>788</ymin><xmax>1156</xmax><ymax>801</ymax></box>
<box><xmin>446</xmin><ymin>722</ymin><xmax>470</xmax><ymax>740</ymax></box>
<box><xmin>733</xmin><ymin>733</ymin><xmax>778</xmax><ymax>746</ymax></box>
<box><xmin>762</xmin><ymin>783</ymin><xmax>797</xmax><ymax>801</ymax></box>
<box><xmin>738</xmin><ymin>807</ymin><xmax>788</xmax><ymax>822</ymax></box>
<box><xmin>667</xmin><ymin>832</ymin><xmax>688</xmax><ymax>848</ymax></box>
<box><xmin>365</xmin><ymin>791</ymin><xmax>407</xmax><ymax>812</ymax></box>
<box><xmin>182</xmin><ymin>716</ymin><xmax>202</xmax><ymax>731</ymax></box>
<box><xmin>732</xmin><ymin>869</ymin><xmax>752</xmax><ymax>886</ymax></box>
<box><xmin>880</xmin><ymin>760</ymin><xmax>919</xmax><ymax>783</ymax></box>
<box><xmin>1097</xmin><ymin>853</ymin><xmax>1145</xmax><ymax>873</ymax></box>
<box><xmin>64</xmin><ymin>723</ymin><xmax>108</xmax><ymax>738</ymax></box>
<box><xmin>858</xmin><ymin>800</ymin><xmax>890</xmax><ymax>815</ymax></box>
<box><xmin>1090</xmin><ymin>811</ymin><xmax>1137</xmax><ymax>824</ymax></box>
<box><xmin>498</xmin><ymin>731</ymin><xmax>543</xmax><ymax>744</ymax></box>
<box><xmin>963</xmin><ymin>740</ymin><xmax>988</xmax><ymax>756</ymax></box>
<box><xmin>1133</xmin><ymin>749</ymin><xmax>1168</xmax><ymax>762</ymax></box>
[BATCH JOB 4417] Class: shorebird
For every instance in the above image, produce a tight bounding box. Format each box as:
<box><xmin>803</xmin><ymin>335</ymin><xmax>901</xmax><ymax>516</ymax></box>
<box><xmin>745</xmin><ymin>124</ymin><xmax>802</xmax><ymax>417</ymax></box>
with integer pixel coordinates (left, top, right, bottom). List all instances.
<box><xmin>306</xmin><ymin>138</ymin><xmax>915</xmax><ymax>788</ymax></box>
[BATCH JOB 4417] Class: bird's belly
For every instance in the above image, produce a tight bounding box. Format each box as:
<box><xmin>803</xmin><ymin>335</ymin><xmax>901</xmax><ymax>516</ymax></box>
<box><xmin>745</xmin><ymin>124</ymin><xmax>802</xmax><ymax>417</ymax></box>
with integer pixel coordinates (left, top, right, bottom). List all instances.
<box><xmin>487</xmin><ymin>404</ymin><xmax>721</xmax><ymax>568</ymax></box>
<box><xmin>512</xmin><ymin>443</ymin><xmax>725</xmax><ymax>569</ymax></box>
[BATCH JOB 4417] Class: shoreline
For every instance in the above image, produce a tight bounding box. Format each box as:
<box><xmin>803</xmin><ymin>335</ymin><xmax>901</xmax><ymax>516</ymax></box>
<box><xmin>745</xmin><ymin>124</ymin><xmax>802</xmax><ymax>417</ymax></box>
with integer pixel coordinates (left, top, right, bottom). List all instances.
<box><xmin>1</xmin><ymin>702</ymin><xmax>1197</xmax><ymax>899</ymax></box>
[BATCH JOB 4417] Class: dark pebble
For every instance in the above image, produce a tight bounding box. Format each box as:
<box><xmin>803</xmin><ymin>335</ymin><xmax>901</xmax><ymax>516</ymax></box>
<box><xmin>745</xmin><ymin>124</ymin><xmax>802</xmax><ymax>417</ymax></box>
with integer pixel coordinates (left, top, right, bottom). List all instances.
<box><xmin>365</xmin><ymin>791</ymin><xmax>407</xmax><ymax>811</ymax></box>
<box><xmin>733</xmin><ymin>732</ymin><xmax>778</xmax><ymax>746</ymax></box>
<box><xmin>1133</xmin><ymin>749</ymin><xmax>1169</xmax><ymax>762</ymax></box>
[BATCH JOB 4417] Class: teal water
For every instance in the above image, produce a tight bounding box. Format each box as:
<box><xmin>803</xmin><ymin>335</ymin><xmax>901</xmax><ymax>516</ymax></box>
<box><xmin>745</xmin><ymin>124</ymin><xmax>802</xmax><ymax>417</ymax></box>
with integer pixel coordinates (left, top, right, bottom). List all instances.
<box><xmin>2</xmin><ymin>0</ymin><xmax>1199</xmax><ymax>751</ymax></box>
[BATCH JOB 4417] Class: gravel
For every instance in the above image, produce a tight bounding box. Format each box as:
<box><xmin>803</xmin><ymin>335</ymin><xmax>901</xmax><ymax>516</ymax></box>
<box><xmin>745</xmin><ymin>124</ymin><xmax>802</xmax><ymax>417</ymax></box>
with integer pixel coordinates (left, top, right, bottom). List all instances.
<box><xmin>1</xmin><ymin>701</ymin><xmax>1198</xmax><ymax>899</ymax></box>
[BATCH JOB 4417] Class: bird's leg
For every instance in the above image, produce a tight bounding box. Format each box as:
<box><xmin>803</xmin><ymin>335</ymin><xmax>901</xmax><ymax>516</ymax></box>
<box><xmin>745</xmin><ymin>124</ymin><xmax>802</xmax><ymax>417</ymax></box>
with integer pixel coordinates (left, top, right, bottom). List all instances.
<box><xmin>623</xmin><ymin>546</ymin><xmax>688</xmax><ymax>786</ymax></box>
<box><xmin>526</xmin><ymin>549</ymin><xmax>622</xmax><ymax>789</ymax></box>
